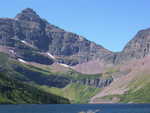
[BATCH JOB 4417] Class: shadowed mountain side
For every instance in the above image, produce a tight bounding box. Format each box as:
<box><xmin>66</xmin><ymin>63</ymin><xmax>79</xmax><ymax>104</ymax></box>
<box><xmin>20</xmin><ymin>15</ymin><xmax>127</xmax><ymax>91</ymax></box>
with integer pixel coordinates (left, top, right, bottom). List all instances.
<box><xmin>0</xmin><ymin>72</ymin><xmax>70</xmax><ymax>104</ymax></box>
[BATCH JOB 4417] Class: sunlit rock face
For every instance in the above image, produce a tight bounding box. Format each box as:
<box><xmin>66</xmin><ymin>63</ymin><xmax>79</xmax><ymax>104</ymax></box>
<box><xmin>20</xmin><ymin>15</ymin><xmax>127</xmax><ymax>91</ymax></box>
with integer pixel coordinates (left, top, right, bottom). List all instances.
<box><xmin>0</xmin><ymin>8</ymin><xmax>113</xmax><ymax>66</ymax></box>
<box><xmin>114</xmin><ymin>28</ymin><xmax>150</xmax><ymax>64</ymax></box>
<box><xmin>15</xmin><ymin>8</ymin><xmax>41</xmax><ymax>22</ymax></box>
<box><xmin>72</xmin><ymin>77</ymin><xmax>113</xmax><ymax>88</ymax></box>
<box><xmin>1</xmin><ymin>8</ymin><xmax>150</xmax><ymax>70</ymax></box>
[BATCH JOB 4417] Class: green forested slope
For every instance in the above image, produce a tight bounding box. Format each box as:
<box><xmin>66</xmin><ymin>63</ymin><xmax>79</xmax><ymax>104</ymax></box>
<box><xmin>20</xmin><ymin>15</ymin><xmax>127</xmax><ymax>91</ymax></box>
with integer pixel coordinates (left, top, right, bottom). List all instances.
<box><xmin>0</xmin><ymin>72</ymin><xmax>70</xmax><ymax>104</ymax></box>
<box><xmin>0</xmin><ymin>52</ymin><xmax>70</xmax><ymax>104</ymax></box>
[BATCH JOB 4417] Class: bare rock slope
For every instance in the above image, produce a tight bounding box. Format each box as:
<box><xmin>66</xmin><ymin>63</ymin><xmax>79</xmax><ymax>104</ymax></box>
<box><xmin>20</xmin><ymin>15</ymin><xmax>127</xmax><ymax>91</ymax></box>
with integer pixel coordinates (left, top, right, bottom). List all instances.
<box><xmin>0</xmin><ymin>8</ymin><xmax>112</xmax><ymax>66</ymax></box>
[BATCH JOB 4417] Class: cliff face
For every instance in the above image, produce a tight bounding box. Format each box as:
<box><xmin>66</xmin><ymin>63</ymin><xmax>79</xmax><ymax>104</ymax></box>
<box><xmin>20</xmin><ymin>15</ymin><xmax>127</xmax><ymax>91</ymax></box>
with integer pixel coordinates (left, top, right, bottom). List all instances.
<box><xmin>114</xmin><ymin>28</ymin><xmax>150</xmax><ymax>64</ymax></box>
<box><xmin>71</xmin><ymin>77</ymin><xmax>113</xmax><ymax>88</ymax></box>
<box><xmin>0</xmin><ymin>8</ymin><xmax>112</xmax><ymax>66</ymax></box>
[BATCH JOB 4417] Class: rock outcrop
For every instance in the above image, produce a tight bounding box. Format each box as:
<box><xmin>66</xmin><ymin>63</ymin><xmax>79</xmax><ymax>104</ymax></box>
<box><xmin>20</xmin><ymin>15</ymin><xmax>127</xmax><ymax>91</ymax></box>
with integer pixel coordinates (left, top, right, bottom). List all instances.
<box><xmin>0</xmin><ymin>8</ymin><xmax>112</xmax><ymax>66</ymax></box>
<box><xmin>71</xmin><ymin>77</ymin><xmax>113</xmax><ymax>88</ymax></box>
<box><xmin>114</xmin><ymin>28</ymin><xmax>150</xmax><ymax>64</ymax></box>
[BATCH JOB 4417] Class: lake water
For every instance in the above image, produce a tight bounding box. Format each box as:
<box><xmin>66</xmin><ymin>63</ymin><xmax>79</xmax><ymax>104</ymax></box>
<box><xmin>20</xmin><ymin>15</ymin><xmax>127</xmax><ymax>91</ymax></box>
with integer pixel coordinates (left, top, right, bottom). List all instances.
<box><xmin>0</xmin><ymin>104</ymin><xmax>150</xmax><ymax>113</ymax></box>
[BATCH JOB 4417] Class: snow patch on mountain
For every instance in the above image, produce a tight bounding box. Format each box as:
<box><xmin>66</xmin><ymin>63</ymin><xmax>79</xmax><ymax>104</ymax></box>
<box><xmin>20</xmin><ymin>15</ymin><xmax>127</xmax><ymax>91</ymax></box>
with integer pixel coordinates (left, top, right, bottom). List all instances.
<box><xmin>59</xmin><ymin>63</ymin><xmax>71</xmax><ymax>68</ymax></box>
<box><xmin>21</xmin><ymin>40</ymin><xmax>27</xmax><ymax>44</ymax></box>
<box><xmin>46</xmin><ymin>52</ymin><xmax>56</xmax><ymax>59</ymax></box>
<box><xmin>18</xmin><ymin>58</ymin><xmax>27</xmax><ymax>63</ymax></box>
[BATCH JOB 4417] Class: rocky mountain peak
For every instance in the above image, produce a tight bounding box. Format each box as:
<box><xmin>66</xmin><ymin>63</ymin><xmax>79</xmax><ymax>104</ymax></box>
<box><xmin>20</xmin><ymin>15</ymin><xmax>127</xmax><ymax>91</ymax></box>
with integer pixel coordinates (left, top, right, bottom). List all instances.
<box><xmin>15</xmin><ymin>8</ymin><xmax>41</xmax><ymax>22</ymax></box>
<box><xmin>21</xmin><ymin>8</ymin><xmax>37</xmax><ymax>14</ymax></box>
<box><xmin>123</xmin><ymin>28</ymin><xmax>150</xmax><ymax>56</ymax></box>
<box><xmin>113</xmin><ymin>28</ymin><xmax>150</xmax><ymax>64</ymax></box>
<box><xmin>0</xmin><ymin>8</ymin><xmax>114</xmax><ymax>66</ymax></box>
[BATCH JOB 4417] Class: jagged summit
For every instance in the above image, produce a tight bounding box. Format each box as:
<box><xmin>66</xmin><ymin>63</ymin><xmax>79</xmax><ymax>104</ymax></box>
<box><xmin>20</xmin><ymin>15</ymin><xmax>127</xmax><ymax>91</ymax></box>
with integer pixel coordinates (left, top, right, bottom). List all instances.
<box><xmin>21</xmin><ymin>8</ymin><xmax>37</xmax><ymax>14</ymax></box>
<box><xmin>15</xmin><ymin>8</ymin><xmax>41</xmax><ymax>22</ymax></box>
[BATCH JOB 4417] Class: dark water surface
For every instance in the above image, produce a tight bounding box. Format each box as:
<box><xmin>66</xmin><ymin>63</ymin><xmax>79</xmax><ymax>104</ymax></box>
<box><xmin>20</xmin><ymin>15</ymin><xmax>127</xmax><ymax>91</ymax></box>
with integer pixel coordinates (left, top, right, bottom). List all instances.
<box><xmin>0</xmin><ymin>104</ymin><xmax>150</xmax><ymax>113</ymax></box>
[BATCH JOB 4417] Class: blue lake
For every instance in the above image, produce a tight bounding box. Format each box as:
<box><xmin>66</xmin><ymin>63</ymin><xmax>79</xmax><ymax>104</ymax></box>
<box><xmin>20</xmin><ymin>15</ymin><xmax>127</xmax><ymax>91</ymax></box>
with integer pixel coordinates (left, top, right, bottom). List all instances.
<box><xmin>0</xmin><ymin>104</ymin><xmax>150</xmax><ymax>113</ymax></box>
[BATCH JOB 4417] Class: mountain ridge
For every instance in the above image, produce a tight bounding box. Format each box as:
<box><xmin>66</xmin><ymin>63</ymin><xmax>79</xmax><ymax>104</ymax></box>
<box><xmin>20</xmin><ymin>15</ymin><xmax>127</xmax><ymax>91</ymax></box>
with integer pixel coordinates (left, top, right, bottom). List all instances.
<box><xmin>1</xmin><ymin>8</ymin><xmax>150</xmax><ymax>74</ymax></box>
<box><xmin>0</xmin><ymin>8</ymin><xmax>114</xmax><ymax>67</ymax></box>
<box><xmin>0</xmin><ymin>8</ymin><xmax>150</xmax><ymax>104</ymax></box>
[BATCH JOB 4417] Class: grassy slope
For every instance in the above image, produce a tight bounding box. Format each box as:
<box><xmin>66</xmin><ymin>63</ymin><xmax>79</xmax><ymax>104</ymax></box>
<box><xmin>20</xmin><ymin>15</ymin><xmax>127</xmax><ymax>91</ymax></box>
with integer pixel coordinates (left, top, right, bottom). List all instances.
<box><xmin>0</xmin><ymin>73</ymin><xmax>70</xmax><ymax>104</ymax></box>
<box><xmin>26</xmin><ymin>64</ymin><xmax>102</xmax><ymax>104</ymax></box>
<box><xmin>15</xmin><ymin>55</ymin><xmax>150</xmax><ymax>104</ymax></box>
<box><xmin>38</xmin><ymin>83</ymin><xmax>100</xmax><ymax>104</ymax></box>
<box><xmin>119</xmin><ymin>73</ymin><xmax>150</xmax><ymax>103</ymax></box>
<box><xmin>101</xmin><ymin>81</ymin><xmax>150</xmax><ymax>103</ymax></box>
<box><xmin>99</xmin><ymin>67</ymin><xmax>150</xmax><ymax>103</ymax></box>
<box><xmin>0</xmin><ymin>52</ymin><xmax>70</xmax><ymax>104</ymax></box>
<box><xmin>0</xmin><ymin>52</ymin><xmax>101</xmax><ymax>104</ymax></box>
<box><xmin>11</xmin><ymin>61</ymin><xmax>101</xmax><ymax>104</ymax></box>
<box><xmin>63</xmin><ymin>83</ymin><xmax>100</xmax><ymax>103</ymax></box>
<box><xmin>11</xmin><ymin>59</ymin><xmax>102</xmax><ymax>81</ymax></box>
<box><xmin>119</xmin><ymin>83</ymin><xmax>150</xmax><ymax>103</ymax></box>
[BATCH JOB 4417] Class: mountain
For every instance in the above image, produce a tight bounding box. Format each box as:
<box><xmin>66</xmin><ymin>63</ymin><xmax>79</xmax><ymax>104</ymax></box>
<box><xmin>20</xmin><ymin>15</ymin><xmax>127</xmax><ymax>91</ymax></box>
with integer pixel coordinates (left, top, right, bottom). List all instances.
<box><xmin>89</xmin><ymin>28</ymin><xmax>150</xmax><ymax>103</ymax></box>
<box><xmin>1</xmin><ymin>8</ymin><xmax>150</xmax><ymax>70</ymax></box>
<box><xmin>90</xmin><ymin>55</ymin><xmax>150</xmax><ymax>103</ymax></box>
<box><xmin>0</xmin><ymin>51</ymin><xmax>112</xmax><ymax>104</ymax></box>
<box><xmin>0</xmin><ymin>8</ymin><xmax>112</xmax><ymax>66</ymax></box>
<box><xmin>0</xmin><ymin>8</ymin><xmax>150</xmax><ymax>104</ymax></box>
<box><xmin>74</xmin><ymin>28</ymin><xmax>150</xmax><ymax>73</ymax></box>
<box><xmin>114</xmin><ymin>28</ymin><xmax>150</xmax><ymax>64</ymax></box>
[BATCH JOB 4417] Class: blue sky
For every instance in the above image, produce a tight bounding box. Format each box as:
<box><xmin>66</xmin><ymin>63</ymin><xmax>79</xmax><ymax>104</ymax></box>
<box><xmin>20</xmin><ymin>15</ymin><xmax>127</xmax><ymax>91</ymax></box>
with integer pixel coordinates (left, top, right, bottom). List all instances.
<box><xmin>0</xmin><ymin>0</ymin><xmax>150</xmax><ymax>51</ymax></box>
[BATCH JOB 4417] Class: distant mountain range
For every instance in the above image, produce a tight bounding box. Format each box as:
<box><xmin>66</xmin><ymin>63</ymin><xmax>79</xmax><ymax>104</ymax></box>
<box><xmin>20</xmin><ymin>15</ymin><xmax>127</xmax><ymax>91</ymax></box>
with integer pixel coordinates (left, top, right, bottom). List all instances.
<box><xmin>0</xmin><ymin>8</ymin><xmax>150</xmax><ymax>104</ymax></box>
